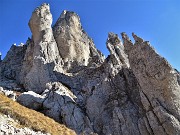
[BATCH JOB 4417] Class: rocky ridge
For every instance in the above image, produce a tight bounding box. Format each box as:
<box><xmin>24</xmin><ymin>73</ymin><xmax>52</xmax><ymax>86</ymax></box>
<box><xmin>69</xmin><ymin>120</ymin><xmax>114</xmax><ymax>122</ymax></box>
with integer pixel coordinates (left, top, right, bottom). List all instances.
<box><xmin>0</xmin><ymin>3</ymin><xmax>180</xmax><ymax>135</ymax></box>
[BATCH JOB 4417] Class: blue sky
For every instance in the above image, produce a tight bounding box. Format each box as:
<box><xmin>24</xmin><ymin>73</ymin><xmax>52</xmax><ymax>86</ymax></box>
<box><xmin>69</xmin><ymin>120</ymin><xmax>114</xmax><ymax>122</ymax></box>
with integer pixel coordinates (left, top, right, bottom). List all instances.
<box><xmin>0</xmin><ymin>0</ymin><xmax>180</xmax><ymax>70</ymax></box>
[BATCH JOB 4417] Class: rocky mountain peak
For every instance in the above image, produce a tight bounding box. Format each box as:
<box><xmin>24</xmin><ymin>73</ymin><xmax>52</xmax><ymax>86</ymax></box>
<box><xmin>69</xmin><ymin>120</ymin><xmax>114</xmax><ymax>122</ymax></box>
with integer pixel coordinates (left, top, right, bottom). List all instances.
<box><xmin>106</xmin><ymin>32</ymin><xmax>130</xmax><ymax>68</ymax></box>
<box><xmin>53</xmin><ymin>9</ymin><xmax>104</xmax><ymax>70</ymax></box>
<box><xmin>107</xmin><ymin>32</ymin><xmax>121</xmax><ymax>45</ymax></box>
<box><xmin>19</xmin><ymin>3</ymin><xmax>63</xmax><ymax>93</ymax></box>
<box><xmin>29</xmin><ymin>3</ymin><xmax>52</xmax><ymax>43</ymax></box>
<box><xmin>59</xmin><ymin>10</ymin><xmax>81</xmax><ymax>29</ymax></box>
<box><xmin>0</xmin><ymin>3</ymin><xmax>180</xmax><ymax>135</ymax></box>
<box><xmin>132</xmin><ymin>32</ymin><xmax>144</xmax><ymax>44</ymax></box>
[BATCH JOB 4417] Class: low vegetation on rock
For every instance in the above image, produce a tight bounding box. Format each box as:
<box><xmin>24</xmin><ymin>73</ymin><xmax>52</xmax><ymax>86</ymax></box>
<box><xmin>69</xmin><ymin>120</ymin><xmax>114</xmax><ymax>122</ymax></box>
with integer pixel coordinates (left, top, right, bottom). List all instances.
<box><xmin>0</xmin><ymin>94</ymin><xmax>76</xmax><ymax>135</ymax></box>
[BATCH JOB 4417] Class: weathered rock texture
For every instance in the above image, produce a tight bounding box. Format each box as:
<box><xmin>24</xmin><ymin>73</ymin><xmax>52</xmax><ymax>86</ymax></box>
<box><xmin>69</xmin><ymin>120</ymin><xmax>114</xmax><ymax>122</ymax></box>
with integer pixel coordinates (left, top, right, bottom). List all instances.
<box><xmin>0</xmin><ymin>44</ymin><xmax>27</xmax><ymax>81</ymax></box>
<box><xmin>0</xmin><ymin>113</ymin><xmax>49</xmax><ymax>135</ymax></box>
<box><xmin>19</xmin><ymin>4</ymin><xmax>64</xmax><ymax>94</ymax></box>
<box><xmin>53</xmin><ymin>10</ymin><xmax>104</xmax><ymax>70</ymax></box>
<box><xmin>0</xmin><ymin>3</ymin><xmax>180</xmax><ymax>135</ymax></box>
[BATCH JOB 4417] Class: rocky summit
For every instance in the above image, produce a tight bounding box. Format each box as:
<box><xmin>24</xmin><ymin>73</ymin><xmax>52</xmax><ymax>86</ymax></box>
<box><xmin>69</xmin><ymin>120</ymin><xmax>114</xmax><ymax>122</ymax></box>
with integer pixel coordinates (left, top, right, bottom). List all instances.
<box><xmin>0</xmin><ymin>3</ymin><xmax>180</xmax><ymax>135</ymax></box>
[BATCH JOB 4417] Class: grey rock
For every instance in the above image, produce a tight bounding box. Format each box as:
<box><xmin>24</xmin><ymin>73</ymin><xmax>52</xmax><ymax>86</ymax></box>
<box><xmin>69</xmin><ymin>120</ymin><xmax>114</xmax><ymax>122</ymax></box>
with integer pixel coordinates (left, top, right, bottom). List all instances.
<box><xmin>153</xmin><ymin>106</ymin><xmax>180</xmax><ymax>135</ymax></box>
<box><xmin>53</xmin><ymin>10</ymin><xmax>104</xmax><ymax>70</ymax></box>
<box><xmin>122</xmin><ymin>32</ymin><xmax>180</xmax><ymax>135</ymax></box>
<box><xmin>106</xmin><ymin>32</ymin><xmax>130</xmax><ymax>67</ymax></box>
<box><xmin>0</xmin><ymin>87</ymin><xmax>16</xmax><ymax>101</ymax></box>
<box><xmin>53</xmin><ymin>10</ymin><xmax>90</xmax><ymax>68</ymax></box>
<box><xmin>46</xmin><ymin>84</ymin><xmax>93</xmax><ymax>134</ymax></box>
<box><xmin>0</xmin><ymin>113</ymin><xmax>49</xmax><ymax>135</ymax></box>
<box><xmin>0</xmin><ymin>44</ymin><xmax>27</xmax><ymax>81</ymax></box>
<box><xmin>17</xmin><ymin>91</ymin><xmax>44</xmax><ymax>110</ymax></box>
<box><xmin>1</xmin><ymin>3</ymin><xmax>180</xmax><ymax>135</ymax></box>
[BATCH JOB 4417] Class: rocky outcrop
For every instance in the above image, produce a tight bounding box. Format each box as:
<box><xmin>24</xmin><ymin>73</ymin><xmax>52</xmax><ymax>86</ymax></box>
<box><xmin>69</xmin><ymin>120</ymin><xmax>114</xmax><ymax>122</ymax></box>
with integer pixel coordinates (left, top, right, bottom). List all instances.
<box><xmin>17</xmin><ymin>91</ymin><xmax>44</xmax><ymax>110</ymax></box>
<box><xmin>0</xmin><ymin>3</ymin><xmax>180</xmax><ymax>135</ymax></box>
<box><xmin>20</xmin><ymin>3</ymin><xmax>63</xmax><ymax>94</ymax></box>
<box><xmin>0</xmin><ymin>94</ymin><xmax>76</xmax><ymax>135</ymax></box>
<box><xmin>0</xmin><ymin>87</ymin><xmax>16</xmax><ymax>101</ymax></box>
<box><xmin>0</xmin><ymin>44</ymin><xmax>27</xmax><ymax>81</ymax></box>
<box><xmin>122</xmin><ymin>33</ymin><xmax>180</xmax><ymax>134</ymax></box>
<box><xmin>53</xmin><ymin>10</ymin><xmax>104</xmax><ymax>70</ymax></box>
<box><xmin>106</xmin><ymin>32</ymin><xmax>129</xmax><ymax>68</ymax></box>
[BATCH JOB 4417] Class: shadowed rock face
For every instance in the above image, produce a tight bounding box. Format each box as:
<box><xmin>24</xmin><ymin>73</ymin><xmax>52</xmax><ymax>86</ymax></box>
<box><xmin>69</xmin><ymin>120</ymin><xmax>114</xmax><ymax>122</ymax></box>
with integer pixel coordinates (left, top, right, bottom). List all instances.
<box><xmin>0</xmin><ymin>45</ymin><xmax>27</xmax><ymax>81</ymax></box>
<box><xmin>0</xmin><ymin>3</ymin><xmax>180</xmax><ymax>135</ymax></box>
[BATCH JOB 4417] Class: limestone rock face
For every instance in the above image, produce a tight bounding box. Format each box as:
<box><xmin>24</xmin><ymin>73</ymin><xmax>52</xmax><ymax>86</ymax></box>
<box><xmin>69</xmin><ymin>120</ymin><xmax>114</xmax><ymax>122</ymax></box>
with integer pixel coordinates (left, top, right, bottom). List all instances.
<box><xmin>20</xmin><ymin>3</ymin><xmax>63</xmax><ymax>93</ymax></box>
<box><xmin>53</xmin><ymin>10</ymin><xmax>104</xmax><ymax>70</ymax></box>
<box><xmin>122</xmin><ymin>33</ymin><xmax>180</xmax><ymax>134</ymax></box>
<box><xmin>41</xmin><ymin>83</ymin><xmax>92</xmax><ymax>133</ymax></box>
<box><xmin>0</xmin><ymin>3</ymin><xmax>180</xmax><ymax>135</ymax></box>
<box><xmin>106</xmin><ymin>32</ymin><xmax>130</xmax><ymax>67</ymax></box>
<box><xmin>0</xmin><ymin>44</ymin><xmax>27</xmax><ymax>81</ymax></box>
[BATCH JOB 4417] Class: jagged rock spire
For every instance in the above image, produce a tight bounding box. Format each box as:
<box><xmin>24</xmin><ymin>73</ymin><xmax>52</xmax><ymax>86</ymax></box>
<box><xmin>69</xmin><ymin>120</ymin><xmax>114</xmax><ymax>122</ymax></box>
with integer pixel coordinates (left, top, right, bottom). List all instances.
<box><xmin>123</xmin><ymin>32</ymin><xmax>180</xmax><ymax>134</ymax></box>
<box><xmin>1</xmin><ymin>3</ymin><xmax>180</xmax><ymax>135</ymax></box>
<box><xmin>53</xmin><ymin>10</ymin><xmax>90</xmax><ymax>67</ymax></box>
<box><xmin>29</xmin><ymin>3</ymin><xmax>52</xmax><ymax>43</ymax></box>
<box><xmin>21</xmin><ymin>3</ymin><xmax>63</xmax><ymax>93</ymax></box>
<box><xmin>106</xmin><ymin>32</ymin><xmax>129</xmax><ymax>67</ymax></box>
<box><xmin>53</xmin><ymin>10</ymin><xmax>104</xmax><ymax>70</ymax></box>
<box><xmin>132</xmin><ymin>32</ymin><xmax>144</xmax><ymax>44</ymax></box>
<box><xmin>121</xmin><ymin>32</ymin><xmax>133</xmax><ymax>54</ymax></box>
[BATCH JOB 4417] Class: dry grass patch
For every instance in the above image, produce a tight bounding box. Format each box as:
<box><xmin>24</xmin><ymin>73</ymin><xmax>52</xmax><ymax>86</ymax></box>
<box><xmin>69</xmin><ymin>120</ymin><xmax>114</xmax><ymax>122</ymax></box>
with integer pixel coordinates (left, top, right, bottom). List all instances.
<box><xmin>0</xmin><ymin>94</ymin><xmax>76</xmax><ymax>135</ymax></box>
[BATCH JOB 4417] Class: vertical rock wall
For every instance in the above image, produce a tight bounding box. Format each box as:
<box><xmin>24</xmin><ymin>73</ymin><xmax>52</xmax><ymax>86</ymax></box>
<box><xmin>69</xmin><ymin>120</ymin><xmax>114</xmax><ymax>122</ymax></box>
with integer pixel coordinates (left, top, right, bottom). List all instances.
<box><xmin>21</xmin><ymin>4</ymin><xmax>63</xmax><ymax>93</ymax></box>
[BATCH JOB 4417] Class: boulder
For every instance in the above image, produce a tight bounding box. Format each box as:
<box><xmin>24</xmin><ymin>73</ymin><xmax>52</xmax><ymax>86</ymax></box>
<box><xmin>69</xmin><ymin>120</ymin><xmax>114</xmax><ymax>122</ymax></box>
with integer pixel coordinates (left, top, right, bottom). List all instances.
<box><xmin>17</xmin><ymin>91</ymin><xmax>44</xmax><ymax>110</ymax></box>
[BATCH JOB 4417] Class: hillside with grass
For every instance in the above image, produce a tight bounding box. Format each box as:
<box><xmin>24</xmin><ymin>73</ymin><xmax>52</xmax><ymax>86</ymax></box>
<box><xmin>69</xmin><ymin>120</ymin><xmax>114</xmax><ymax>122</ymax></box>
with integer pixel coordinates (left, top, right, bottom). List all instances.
<box><xmin>0</xmin><ymin>94</ymin><xmax>76</xmax><ymax>135</ymax></box>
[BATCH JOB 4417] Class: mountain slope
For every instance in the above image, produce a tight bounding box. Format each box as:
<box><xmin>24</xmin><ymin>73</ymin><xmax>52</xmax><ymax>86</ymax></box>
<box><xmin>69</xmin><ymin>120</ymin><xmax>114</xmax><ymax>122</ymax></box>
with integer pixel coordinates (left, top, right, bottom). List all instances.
<box><xmin>0</xmin><ymin>94</ymin><xmax>76</xmax><ymax>135</ymax></box>
<box><xmin>0</xmin><ymin>3</ymin><xmax>180</xmax><ymax>135</ymax></box>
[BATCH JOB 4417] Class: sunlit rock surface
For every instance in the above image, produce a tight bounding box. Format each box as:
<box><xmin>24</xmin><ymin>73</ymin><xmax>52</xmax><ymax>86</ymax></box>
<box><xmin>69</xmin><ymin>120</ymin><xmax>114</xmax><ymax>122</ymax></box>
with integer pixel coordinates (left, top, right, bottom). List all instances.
<box><xmin>0</xmin><ymin>3</ymin><xmax>180</xmax><ymax>135</ymax></box>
